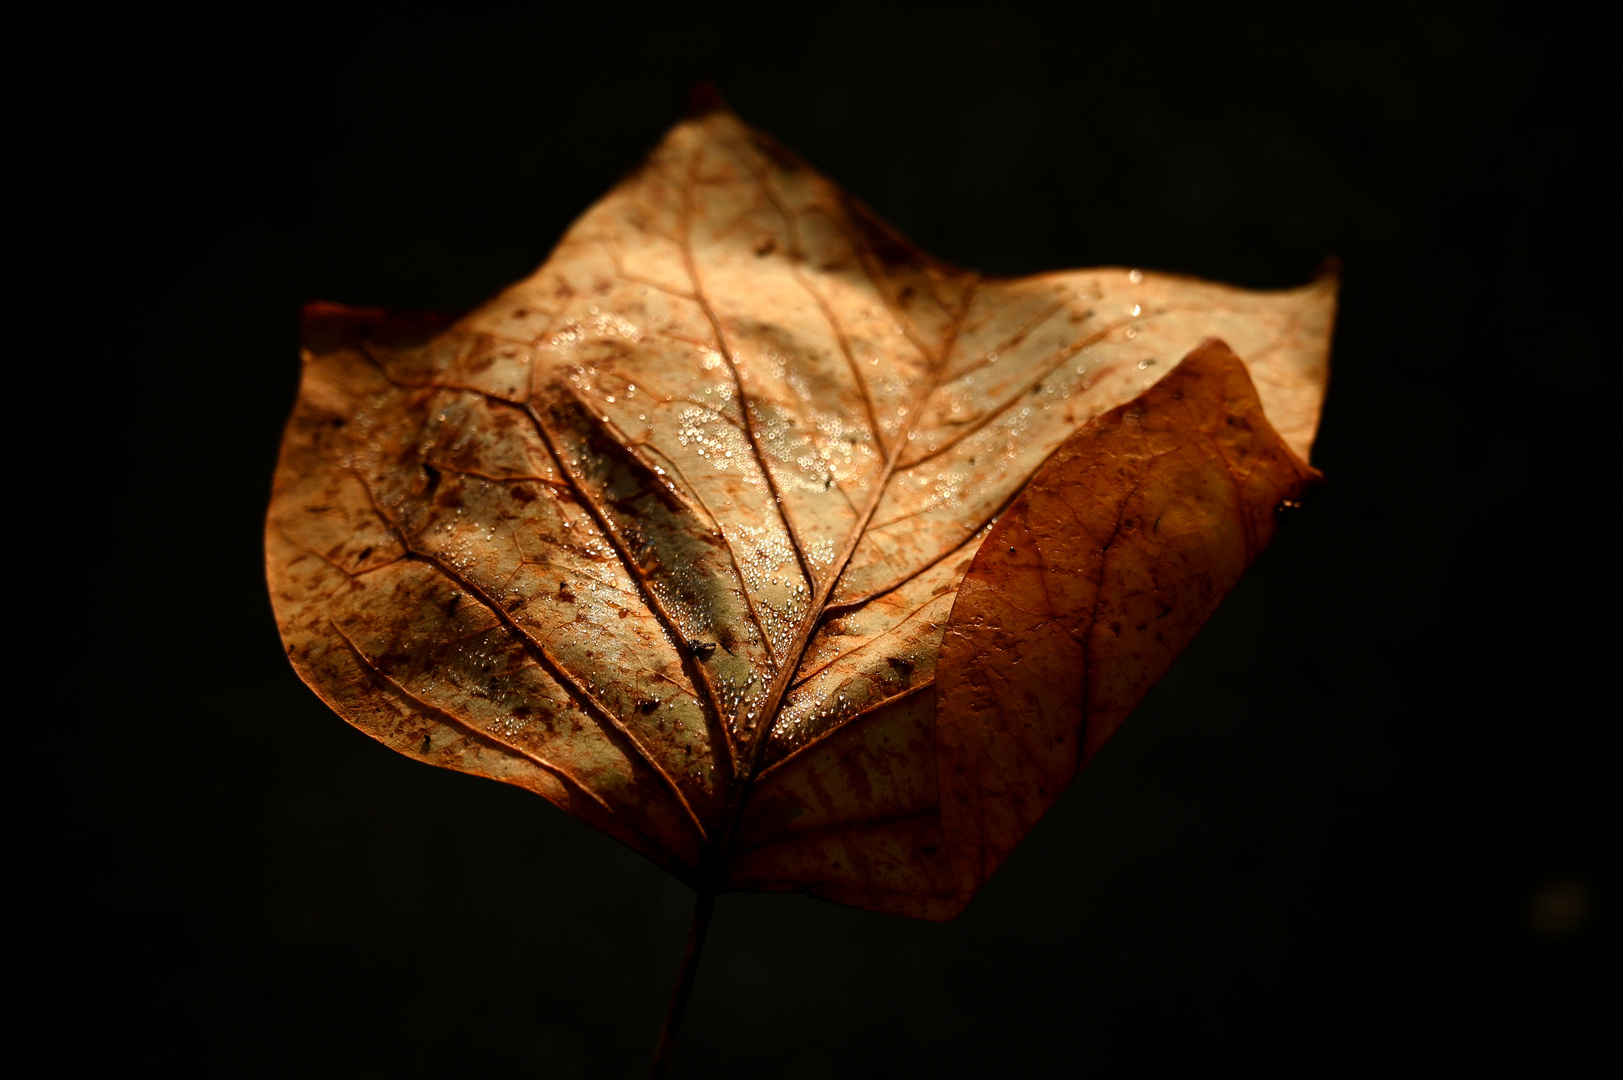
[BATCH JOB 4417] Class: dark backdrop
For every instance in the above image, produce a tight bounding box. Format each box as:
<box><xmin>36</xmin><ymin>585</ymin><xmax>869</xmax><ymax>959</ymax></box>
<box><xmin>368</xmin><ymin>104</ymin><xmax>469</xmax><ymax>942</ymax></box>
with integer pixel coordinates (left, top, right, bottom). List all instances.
<box><xmin>57</xmin><ymin>2</ymin><xmax>1610</xmax><ymax>1075</ymax></box>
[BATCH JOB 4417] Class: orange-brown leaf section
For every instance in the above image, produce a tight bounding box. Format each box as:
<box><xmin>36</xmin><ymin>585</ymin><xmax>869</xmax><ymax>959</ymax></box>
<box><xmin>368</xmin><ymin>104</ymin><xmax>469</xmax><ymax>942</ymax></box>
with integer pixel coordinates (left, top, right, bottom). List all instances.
<box><xmin>935</xmin><ymin>340</ymin><xmax>1321</xmax><ymax>905</ymax></box>
<box><xmin>266</xmin><ymin>106</ymin><xmax>1334</xmax><ymax>920</ymax></box>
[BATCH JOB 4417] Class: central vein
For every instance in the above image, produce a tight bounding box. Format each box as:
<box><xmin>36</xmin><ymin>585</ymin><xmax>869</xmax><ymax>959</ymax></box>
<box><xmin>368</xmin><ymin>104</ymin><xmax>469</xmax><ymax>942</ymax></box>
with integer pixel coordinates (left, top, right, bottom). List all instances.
<box><xmin>702</xmin><ymin>275</ymin><xmax>978</xmax><ymax>872</ymax></box>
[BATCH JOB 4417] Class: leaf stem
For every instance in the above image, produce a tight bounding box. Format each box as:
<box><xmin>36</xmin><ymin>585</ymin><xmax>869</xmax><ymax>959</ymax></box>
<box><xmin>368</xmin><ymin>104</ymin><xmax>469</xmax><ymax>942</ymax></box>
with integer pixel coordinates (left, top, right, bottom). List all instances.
<box><xmin>650</xmin><ymin>885</ymin><xmax>717</xmax><ymax>1079</ymax></box>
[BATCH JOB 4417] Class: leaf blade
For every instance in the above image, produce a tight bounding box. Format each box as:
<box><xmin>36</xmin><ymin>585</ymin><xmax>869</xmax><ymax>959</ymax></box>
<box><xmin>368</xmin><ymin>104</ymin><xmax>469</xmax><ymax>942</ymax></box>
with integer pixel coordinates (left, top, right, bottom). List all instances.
<box><xmin>267</xmin><ymin>107</ymin><xmax>1335</xmax><ymax>912</ymax></box>
<box><xmin>934</xmin><ymin>339</ymin><xmax>1322</xmax><ymax>906</ymax></box>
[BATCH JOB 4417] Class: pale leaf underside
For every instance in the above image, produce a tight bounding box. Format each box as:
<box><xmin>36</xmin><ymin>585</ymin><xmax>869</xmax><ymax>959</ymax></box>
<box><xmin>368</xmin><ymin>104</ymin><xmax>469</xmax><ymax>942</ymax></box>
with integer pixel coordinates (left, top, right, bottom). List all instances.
<box><xmin>267</xmin><ymin>108</ymin><xmax>1334</xmax><ymax>919</ymax></box>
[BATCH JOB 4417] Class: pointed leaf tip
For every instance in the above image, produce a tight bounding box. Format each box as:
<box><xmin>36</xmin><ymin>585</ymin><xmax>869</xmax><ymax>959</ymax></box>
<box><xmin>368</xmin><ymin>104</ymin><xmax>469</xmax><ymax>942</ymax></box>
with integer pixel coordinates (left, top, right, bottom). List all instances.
<box><xmin>685</xmin><ymin>81</ymin><xmax>730</xmax><ymax>117</ymax></box>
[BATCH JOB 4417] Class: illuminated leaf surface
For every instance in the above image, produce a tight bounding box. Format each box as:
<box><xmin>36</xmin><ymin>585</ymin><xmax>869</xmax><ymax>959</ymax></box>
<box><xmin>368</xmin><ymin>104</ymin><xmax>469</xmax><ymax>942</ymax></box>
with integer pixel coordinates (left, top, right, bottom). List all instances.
<box><xmin>266</xmin><ymin>105</ymin><xmax>1334</xmax><ymax>918</ymax></box>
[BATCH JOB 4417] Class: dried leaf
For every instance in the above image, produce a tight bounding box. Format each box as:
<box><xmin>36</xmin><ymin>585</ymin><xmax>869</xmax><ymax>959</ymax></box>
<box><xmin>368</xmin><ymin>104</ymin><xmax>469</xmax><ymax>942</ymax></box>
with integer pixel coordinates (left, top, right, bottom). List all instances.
<box><xmin>936</xmin><ymin>339</ymin><xmax>1320</xmax><ymax>907</ymax></box>
<box><xmin>266</xmin><ymin>105</ymin><xmax>1334</xmax><ymax>919</ymax></box>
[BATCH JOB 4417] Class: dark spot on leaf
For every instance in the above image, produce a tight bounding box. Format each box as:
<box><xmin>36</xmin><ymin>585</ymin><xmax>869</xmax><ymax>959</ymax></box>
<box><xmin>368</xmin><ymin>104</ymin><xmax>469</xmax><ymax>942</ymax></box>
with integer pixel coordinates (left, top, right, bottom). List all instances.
<box><xmin>640</xmin><ymin>698</ymin><xmax>660</xmax><ymax>714</ymax></box>
<box><xmin>355</xmin><ymin>546</ymin><xmax>374</xmax><ymax>563</ymax></box>
<box><xmin>687</xmin><ymin>640</ymin><xmax>717</xmax><ymax>660</ymax></box>
<box><xmin>511</xmin><ymin>484</ymin><xmax>537</xmax><ymax>504</ymax></box>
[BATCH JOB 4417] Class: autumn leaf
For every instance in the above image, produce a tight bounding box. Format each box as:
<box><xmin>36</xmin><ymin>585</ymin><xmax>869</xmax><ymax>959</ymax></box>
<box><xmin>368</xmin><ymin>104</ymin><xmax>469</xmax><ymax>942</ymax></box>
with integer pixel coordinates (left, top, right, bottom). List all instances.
<box><xmin>936</xmin><ymin>338</ymin><xmax>1320</xmax><ymax>906</ymax></box>
<box><xmin>266</xmin><ymin>103</ymin><xmax>1333</xmax><ymax>932</ymax></box>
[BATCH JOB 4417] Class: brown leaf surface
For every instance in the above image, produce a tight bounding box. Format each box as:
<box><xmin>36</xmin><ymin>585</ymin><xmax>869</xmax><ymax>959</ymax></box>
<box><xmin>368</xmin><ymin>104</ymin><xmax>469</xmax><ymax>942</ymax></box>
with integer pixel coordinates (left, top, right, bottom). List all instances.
<box><xmin>935</xmin><ymin>340</ymin><xmax>1321</xmax><ymax>907</ymax></box>
<box><xmin>266</xmin><ymin>105</ymin><xmax>1335</xmax><ymax>918</ymax></box>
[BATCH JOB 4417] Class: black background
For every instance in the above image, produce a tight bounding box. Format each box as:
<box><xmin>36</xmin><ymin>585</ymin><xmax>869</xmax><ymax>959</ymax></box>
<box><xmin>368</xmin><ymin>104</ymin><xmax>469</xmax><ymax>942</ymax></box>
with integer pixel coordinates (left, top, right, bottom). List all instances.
<box><xmin>56</xmin><ymin>1</ymin><xmax>1611</xmax><ymax>1075</ymax></box>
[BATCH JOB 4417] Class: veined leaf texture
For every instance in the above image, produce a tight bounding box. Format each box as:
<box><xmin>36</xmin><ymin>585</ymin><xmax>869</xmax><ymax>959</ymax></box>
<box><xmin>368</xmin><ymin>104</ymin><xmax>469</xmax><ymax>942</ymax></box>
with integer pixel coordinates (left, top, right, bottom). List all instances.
<box><xmin>267</xmin><ymin>103</ymin><xmax>1333</xmax><ymax>918</ymax></box>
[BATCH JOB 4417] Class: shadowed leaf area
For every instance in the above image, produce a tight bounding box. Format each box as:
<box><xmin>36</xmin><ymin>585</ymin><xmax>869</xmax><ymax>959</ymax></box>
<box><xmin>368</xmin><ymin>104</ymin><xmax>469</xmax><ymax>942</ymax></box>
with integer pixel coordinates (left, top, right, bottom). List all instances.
<box><xmin>267</xmin><ymin>106</ymin><xmax>1333</xmax><ymax>919</ymax></box>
